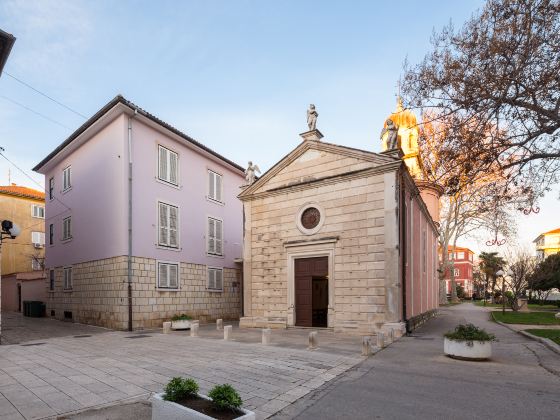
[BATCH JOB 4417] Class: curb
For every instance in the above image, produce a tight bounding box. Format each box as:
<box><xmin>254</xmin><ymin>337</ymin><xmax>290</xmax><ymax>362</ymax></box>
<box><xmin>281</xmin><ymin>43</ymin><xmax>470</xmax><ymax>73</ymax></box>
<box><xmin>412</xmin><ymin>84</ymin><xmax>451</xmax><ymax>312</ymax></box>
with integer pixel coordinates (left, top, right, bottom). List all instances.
<box><xmin>491</xmin><ymin>313</ymin><xmax>560</xmax><ymax>356</ymax></box>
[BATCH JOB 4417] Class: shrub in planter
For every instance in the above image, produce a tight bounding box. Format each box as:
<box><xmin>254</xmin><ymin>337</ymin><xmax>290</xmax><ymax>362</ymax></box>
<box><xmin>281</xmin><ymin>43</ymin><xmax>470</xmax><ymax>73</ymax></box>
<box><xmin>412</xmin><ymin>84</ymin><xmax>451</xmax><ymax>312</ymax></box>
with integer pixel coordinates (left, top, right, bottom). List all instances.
<box><xmin>172</xmin><ymin>314</ymin><xmax>193</xmax><ymax>321</ymax></box>
<box><xmin>163</xmin><ymin>377</ymin><xmax>199</xmax><ymax>402</ymax></box>
<box><xmin>208</xmin><ymin>384</ymin><xmax>243</xmax><ymax>411</ymax></box>
<box><xmin>444</xmin><ymin>323</ymin><xmax>495</xmax><ymax>360</ymax></box>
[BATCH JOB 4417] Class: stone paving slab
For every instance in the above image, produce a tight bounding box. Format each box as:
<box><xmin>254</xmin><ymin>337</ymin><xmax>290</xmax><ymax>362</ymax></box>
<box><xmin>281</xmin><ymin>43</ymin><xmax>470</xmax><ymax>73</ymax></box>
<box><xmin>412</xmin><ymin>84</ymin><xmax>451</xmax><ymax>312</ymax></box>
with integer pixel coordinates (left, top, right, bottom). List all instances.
<box><xmin>0</xmin><ymin>324</ymin><xmax>362</xmax><ymax>419</ymax></box>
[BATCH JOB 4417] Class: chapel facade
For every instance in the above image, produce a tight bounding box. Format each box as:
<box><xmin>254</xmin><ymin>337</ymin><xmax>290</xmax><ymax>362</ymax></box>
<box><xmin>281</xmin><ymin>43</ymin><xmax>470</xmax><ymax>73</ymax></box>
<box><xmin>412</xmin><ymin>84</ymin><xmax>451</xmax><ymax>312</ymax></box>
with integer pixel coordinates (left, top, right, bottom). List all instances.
<box><xmin>239</xmin><ymin>110</ymin><xmax>441</xmax><ymax>336</ymax></box>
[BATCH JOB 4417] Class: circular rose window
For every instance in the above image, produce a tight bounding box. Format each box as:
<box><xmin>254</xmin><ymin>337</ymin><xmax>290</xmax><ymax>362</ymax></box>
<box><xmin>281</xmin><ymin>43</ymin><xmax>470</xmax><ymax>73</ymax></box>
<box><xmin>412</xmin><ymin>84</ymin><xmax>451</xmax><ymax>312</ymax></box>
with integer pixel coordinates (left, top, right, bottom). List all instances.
<box><xmin>301</xmin><ymin>207</ymin><xmax>321</xmax><ymax>229</ymax></box>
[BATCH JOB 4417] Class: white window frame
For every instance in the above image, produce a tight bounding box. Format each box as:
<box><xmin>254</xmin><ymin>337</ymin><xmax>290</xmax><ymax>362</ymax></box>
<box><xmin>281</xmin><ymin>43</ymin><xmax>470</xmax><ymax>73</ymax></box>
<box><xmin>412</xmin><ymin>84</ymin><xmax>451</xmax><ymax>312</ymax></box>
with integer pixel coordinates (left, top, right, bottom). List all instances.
<box><xmin>157</xmin><ymin>201</ymin><xmax>179</xmax><ymax>248</ymax></box>
<box><xmin>63</xmin><ymin>166</ymin><xmax>72</xmax><ymax>191</ymax></box>
<box><xmin>62</xmin><ymin>216</ymin><xmax>72</xmax><ymax>240</ymax></box>
<box><xmin>207</xmin><ymin>216</ymin><xmax>224</xmax><ymax>256</ymax></box>
<box><xmin>158</xmin><ymin>145</ymin><xmax>179</xmax><ymax>186</ymax></box>
<box><xmin>31</xmin><ymin>258</ymin><xmax>42</xmax><ymax>271</ymax></box>
<box><xmin>157</xmin><ymin>261</ymin><xmax>179</xmax><ymax>289</ymax></box>
<box><xmin>31</xmin><ymin>204</ymin><xmax>45</xmax><ymax>219</ymax></box>
<box><xmin>31</xmin><ymin>231</ymin><xmax>45</xmax><ymax>247</ymax></box>
<box><xmin>207</xmin><ymin>170</ymin><xmax>223</xmax><ymax>203</ymax></box>
<box><xmin>49</xmin><ymin>269</ymin><xmax>55</xmax><ymax>291</ymax></box>
<box><xmin>49</xmin><ymin>224</ymin><xmax>54</xmax><ymax>245</ymax></box>
<box><xmin>207</xmin><ymin>267</ymin><xmax>223</xmax><ymax>292</ymax></box>
<box><xmin>454</xmin><ymin>268</ymin><xmax>460</xmax><ymax>277</ymax></box>
<box><xmin>49</xmin><ymin>177</ymin><xmax>55</xmax><ymax>200</ymax></box>
<box><xmin>63</xmin><ymin>266</ymin><xmax>72</xmax><ymax>290</ymax></box>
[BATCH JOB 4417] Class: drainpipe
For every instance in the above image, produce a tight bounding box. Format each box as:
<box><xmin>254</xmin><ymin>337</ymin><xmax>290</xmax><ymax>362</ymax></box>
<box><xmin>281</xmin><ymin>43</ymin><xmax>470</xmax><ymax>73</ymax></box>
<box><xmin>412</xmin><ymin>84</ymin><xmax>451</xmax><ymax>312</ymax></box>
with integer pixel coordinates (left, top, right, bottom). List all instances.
<box><xmin>127</xmin><ymin>110</ymin><xmax>137</xmax><ymax>331</ymax></box>
<box><xmin>400</xmin><ymin>171</ymin><xmax>410</xmax><ymax>334</ymax></box>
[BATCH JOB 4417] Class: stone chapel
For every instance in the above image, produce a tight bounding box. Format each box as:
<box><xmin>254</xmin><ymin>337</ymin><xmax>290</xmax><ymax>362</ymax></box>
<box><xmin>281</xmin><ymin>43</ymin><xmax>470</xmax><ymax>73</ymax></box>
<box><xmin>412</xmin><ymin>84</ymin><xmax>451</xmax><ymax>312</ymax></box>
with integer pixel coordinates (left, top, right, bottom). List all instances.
<box><xmin>239</xmin><ymin>104</ymin><xmax>441</xmax><ymax>336</ymax></box>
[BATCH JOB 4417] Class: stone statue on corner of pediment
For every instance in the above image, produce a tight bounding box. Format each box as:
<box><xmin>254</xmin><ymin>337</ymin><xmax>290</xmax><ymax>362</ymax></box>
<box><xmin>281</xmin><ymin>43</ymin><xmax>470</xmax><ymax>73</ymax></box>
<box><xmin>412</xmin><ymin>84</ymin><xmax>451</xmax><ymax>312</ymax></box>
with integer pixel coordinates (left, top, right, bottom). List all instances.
<box><xmin>380</xmin><ymin>118</ymin><xmax>399</xmax><ymax>150</ymax></box>
<box><xmin>307</xmin><ymin>104</ymin><xmax>318</xmax><ymax>131</ymax></box>
<box><xmin>245</xmin><ymin>161</ymin><xmax>261</xmax><ymax>185</ymax></box>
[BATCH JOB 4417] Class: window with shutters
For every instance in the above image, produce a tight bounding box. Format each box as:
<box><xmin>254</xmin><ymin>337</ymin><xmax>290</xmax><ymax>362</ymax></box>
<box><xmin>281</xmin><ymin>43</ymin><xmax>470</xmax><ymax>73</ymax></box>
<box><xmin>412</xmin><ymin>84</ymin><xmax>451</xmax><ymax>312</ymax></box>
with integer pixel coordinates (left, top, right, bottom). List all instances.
<box><xmin>32</xmin><ymin>204</ymin><xmax>45</xmax><ymax>219</ymax></box>
<box><xmin>31</xmin><ymin>231</ymin><xmax>45</xmax><ymax>246</ymax></box>
<box><xmin>49</xmin><ymin>224</ymin><xmax>54</xmax><ymax>245</ymax></box>
<box><xmin>49</xmin><ymin>269</ymin><xmax>55</xmax><ymax>291</ymax></box>
<box><xmin>62</xmin><ymin>217</ymin><xmax>72</xmax><ymax>240</ymax></box>
<box><xmin>158</xmin><ymin>202</ymin><xmax>179</xmax><ymax>248</ymax></box>
<box><xmin>157</xmin><ymin>261</ymin><xmax>179</xmax><ymax>289</ymax></box>
<box><xmin>49</xmin><ymin>177</ymin><xmax>54</xmax><ymax>200</ymax></box>
<box><xmin>63</xmin><ymin>166</ymin><xmax>72</xmax><ymax>191</ymax></box>
<box><xmin>158</xmin><ymin>145</ymin><xmax>179</xmax><ymax>186</ymax></box>
<box><xmin>31</xmin><ymin>258</ymin><xmax>42</xmax><ymax>271</ymax></box>
<box><xmin>63</xmin><ymin>267</ymin><xmax>72</xmax><ymax>290</ymax></box>
<box><xmin>207</xmin><ymin>267</ymin><xmax>223</xmax><ymax>291</ymax></box>
<box><xmin>208</xmin><ymin>170</ymin><xmax>223</xmax><ymax>203</ymax></box>
<box><xmin>207</xmin><ymin>217</ymin><xmax>223</xmax><ymax>256</ymax></box>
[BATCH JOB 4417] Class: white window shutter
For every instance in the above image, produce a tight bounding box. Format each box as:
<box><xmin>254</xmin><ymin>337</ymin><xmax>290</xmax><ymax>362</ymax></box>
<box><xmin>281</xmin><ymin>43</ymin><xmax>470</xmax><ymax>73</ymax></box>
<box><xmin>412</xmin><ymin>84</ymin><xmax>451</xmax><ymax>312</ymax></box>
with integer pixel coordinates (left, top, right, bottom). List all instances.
<box><xmin>159</xmin><ymin>203</ymin><xmax>168</xmax><ymax>245</ymax></box>
<box><xmin>169</xmin><ymin>151</ymin><xmax>178</xmax><ymax>185</ymax></box>
<box><xmin>208</xmin><ymin>218</ymin><xmax>215</xmax><ymax>254</ymax></box>
<box><xmin>169</xmin><ymin>206</ymin><xmax>178</xmax><ymax>247</ymax></box>
<box><xmin>169</xmin><ymin>264</ymin><xmax>178</xmax><ymax>288</ymax></box>
<box><xmin>216</xmin><ymin>269</ymin><xmax>223</xmax><ymax>290</ymax></box>
<box><xmin>216</xmin><ymin>174</ymin><xmax>222</xmax><ymax>202</ymax></box>
<box><xmin>40</xmin><ymin>232</ymin><xmax>45</xmax><ymax>245</ymax></box>
<box><xmin>208</xmin><ymin>171</ymin><xmax>215</xmax><ymax>200</ymax></box>
<box><xmin>216</xmin><ymin>220</ymin><xmax>223</xmax><ymax>255</ymax></box>
<box><xmin>159</xmin><ymin>147</ymin><xmax>168</xmax><ymax>181</ymax></box>
<box><xmin>159</xmin><ymin>263</ymin><xmax>168</xmax><ymax>288</ymax></box>
<box><xmin>208</xmin><ymin>269</ymin><xmax>215</xmax><ymax>289</ymax></box>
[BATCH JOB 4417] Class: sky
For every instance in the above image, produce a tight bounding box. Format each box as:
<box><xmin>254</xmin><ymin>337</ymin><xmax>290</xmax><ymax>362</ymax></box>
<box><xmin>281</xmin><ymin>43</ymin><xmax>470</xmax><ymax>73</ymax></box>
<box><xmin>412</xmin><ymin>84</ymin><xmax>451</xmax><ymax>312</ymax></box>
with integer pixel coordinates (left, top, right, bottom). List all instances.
<box><xmin>0</xmin><ymin>0</ymin><xmax>557</xmax><ymax>256</ymax></box>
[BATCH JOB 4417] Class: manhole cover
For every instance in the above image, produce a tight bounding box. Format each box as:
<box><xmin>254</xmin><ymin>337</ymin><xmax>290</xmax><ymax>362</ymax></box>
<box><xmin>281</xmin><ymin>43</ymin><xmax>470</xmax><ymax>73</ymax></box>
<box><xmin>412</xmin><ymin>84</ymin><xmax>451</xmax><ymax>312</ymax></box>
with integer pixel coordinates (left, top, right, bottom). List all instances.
<box><xmin>20</xmin><ymin>342</ymin><xmax>46</xmax><ymax>346</ymax></box>
<box><xmin>125</xmin><ymin>335</ymin><xmax>151</xmax><ymax>339</ymax></box>
<box><xmin>73</xmin><ymin>335</ymin><xmax>92</xmax><ymax>338</ymax></box>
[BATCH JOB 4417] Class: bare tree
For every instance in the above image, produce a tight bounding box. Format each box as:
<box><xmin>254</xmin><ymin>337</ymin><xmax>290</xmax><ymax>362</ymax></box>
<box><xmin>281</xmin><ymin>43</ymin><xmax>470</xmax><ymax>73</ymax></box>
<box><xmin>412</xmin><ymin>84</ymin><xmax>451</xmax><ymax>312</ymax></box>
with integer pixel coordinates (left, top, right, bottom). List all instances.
<box><xmin>403</xmin><ymin>0</ymin><xmax>560</xmax><ymax>201</ymax></box>
<box><xmin>504</xmin><ymin>248</ymin><xmax>536</xmax><ymax>310</ymax></box>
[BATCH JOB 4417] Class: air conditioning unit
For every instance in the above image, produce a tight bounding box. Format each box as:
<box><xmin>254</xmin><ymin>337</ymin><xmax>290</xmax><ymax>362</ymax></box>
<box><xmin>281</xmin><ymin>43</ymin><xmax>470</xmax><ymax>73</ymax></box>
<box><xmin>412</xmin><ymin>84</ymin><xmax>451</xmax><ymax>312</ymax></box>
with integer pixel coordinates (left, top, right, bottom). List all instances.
<box><xmin>33</xmin><ymin>243</ymin><xmax>44</xmax><ymax>249</ymax></box>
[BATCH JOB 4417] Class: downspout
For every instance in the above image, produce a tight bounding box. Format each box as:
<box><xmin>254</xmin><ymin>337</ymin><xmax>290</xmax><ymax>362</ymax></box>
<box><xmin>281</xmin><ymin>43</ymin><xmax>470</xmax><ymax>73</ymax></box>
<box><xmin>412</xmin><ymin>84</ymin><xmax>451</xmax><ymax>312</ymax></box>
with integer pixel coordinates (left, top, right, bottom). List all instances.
<box><xmin>127</xmin><ymin>109</ymin><xmax>137</xmax><ymax>331</ymax></box>
<box><xmin>400</xmin><ymin>171</ymin><xmax>409</xmax><ymax>334</ymax></box>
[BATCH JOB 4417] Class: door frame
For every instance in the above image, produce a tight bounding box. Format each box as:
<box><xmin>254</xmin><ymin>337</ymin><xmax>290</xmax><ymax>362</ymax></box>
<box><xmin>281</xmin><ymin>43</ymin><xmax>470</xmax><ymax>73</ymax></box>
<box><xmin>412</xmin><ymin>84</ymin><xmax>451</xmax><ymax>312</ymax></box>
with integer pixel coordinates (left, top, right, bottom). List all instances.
<box><xmin>285</xmin><ymin>238</ymin><xmax>336</xmax><ymax>328</ymax></box>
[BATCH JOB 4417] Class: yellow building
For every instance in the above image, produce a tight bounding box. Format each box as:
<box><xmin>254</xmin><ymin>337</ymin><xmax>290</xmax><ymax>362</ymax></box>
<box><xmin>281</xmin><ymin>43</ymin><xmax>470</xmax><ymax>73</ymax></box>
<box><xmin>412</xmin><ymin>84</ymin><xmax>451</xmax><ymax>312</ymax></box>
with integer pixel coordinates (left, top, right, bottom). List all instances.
<box><xmin>0</xmin><ymin>184</ymin><xmax>46</xmax><ymax>275</ymax></box>
<box><xmin>0</xmin><ymin>184</ymin><xmax>47</xmax><ymax>311</ymax></box>
<box><xmin>533</xmin><ymin>228</ymin><xmax>560</xmax><ymax>259</ymax></box>
<box><xmin>380</xmin><ymin>98</ymin><xmax>423</xmax><ymax>178</ymax></box>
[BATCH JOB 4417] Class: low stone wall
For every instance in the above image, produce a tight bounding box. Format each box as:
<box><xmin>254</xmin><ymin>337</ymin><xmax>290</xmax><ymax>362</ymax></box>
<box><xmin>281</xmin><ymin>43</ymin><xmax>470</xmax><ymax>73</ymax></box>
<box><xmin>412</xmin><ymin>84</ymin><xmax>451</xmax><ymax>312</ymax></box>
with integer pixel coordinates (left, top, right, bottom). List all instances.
<box><xmin>406</xmin><ymin>309</ymin><xmax>438</xmax><ymax>332</ymax></box>
<box><xmin>47</xmin><ymin>256</ymin><xmax>241</xmax><ymax>330</ymax></box>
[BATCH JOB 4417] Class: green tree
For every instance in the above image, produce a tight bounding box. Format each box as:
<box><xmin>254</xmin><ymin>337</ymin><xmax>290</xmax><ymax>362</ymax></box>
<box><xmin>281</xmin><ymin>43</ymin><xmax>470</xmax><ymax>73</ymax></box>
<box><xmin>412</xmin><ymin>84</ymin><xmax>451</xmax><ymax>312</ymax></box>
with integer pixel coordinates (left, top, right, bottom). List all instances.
<box><xmin>478</xmin><ymin>252</ymin><xmax>506</xmax><ymax>302</ymax></box>
<box><xmin>529</xmin><ymin>253</ymin><xmax>560</xmax><ymax>303</ymax></box>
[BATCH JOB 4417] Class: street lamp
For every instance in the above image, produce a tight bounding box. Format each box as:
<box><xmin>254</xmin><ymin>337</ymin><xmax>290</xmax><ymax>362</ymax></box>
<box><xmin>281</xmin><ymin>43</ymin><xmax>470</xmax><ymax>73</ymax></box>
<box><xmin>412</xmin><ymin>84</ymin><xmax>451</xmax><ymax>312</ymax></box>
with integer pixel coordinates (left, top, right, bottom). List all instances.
<box><xmin>0</xmin><ymin>219</ymin><xmax>21</xmax><ymax>344</ymax></box>
<box><xmin>496</xmin><ymin>269</ymin><xmax>513</xmax><ymax>315</ymax></box>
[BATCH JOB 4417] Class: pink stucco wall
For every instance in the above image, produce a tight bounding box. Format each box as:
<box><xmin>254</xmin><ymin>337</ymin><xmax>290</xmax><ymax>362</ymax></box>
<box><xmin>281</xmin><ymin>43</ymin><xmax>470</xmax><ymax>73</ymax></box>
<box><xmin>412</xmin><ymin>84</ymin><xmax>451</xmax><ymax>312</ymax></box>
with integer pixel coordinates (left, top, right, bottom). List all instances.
<box><xmin>1</xmin><ymin>275</ymin><xmax>47</xmax><ymax>312</ymax></box>
<box><xmin>129</xmin><ymin>120</ymin><xmax>244</xmax><ymax>267</ymax></box>
<box><xmin>44</xmin><ymin>115</ymin><xmax>128</xmax><ymax>268</ymax></box>
<box><xmin>403</xmin><ymin>181</ymin><xmax>439</xmax><ymax>319</ymax></box>
<box><xmin>42</xmin><ymin>110</ymin><xmax>244</xmax><ymax>270</ymax></box>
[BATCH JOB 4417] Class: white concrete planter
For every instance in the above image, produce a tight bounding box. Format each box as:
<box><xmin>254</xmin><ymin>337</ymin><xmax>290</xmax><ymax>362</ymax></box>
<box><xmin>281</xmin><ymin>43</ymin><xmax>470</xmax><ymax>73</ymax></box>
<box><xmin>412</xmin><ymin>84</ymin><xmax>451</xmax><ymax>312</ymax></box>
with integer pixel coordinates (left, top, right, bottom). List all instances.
<box><xmin>171</xmin><ymin>320</ymin><xmax>192</xmax><ymax>330</ymax></box>
<box><xmin>151</xmin><ymin>393</ymin><xmax>255</xmax><ymax>420</ymax></box>
<box><xmin>444</xmin><ymin>337</ymin><xmax>492</xmax><ymax>361</ymax></box>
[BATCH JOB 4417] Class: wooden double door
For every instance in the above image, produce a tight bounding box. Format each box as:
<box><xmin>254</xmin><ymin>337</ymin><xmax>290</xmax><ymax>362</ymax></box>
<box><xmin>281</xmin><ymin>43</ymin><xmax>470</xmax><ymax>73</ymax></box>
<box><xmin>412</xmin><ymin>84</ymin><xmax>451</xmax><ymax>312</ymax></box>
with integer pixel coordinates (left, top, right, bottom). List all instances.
<box><xmin>295</xmin><ymin>256</ymin><xmax>329</xmax><ymax>328</ymax></box>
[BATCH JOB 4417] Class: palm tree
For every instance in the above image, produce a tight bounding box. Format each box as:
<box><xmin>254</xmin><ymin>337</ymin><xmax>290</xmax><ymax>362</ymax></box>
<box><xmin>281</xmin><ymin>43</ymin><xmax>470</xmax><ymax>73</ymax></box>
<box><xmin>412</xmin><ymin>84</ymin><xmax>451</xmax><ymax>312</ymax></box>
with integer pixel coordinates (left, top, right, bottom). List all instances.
<box><xmin>478</xmin><ymin>252</ymin><xmax>506</xmax><ymax>303</ymax></box>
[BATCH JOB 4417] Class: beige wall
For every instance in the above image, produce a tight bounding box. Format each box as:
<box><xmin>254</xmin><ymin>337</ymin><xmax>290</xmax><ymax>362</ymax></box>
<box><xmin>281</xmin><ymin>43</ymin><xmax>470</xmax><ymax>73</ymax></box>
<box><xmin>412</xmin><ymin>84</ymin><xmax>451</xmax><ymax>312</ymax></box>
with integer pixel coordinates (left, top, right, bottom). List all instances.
<box><xmin>47</xmin><ymin>256</ymin><xmax>241</xmax><ymax>330</ymax></box>
<box><xmin>0</xmin><ymin>193</ymin><xmax>45</xmax><ymax>275</ymax></box>
<box><xmin>242</xmin><ymin>168</ymin><xmax>394</xmax><ymax>335</ymax></box>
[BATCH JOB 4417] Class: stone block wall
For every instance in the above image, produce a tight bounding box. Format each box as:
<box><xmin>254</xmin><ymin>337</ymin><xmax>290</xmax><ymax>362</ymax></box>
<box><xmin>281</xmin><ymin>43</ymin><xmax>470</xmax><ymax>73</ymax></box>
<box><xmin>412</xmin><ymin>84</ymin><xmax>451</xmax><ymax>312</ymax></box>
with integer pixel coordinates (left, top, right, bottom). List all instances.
<box><xmin>47</xmin><ymin>256</ymin><xmax>241</xmax><ymax>330</ymax></box>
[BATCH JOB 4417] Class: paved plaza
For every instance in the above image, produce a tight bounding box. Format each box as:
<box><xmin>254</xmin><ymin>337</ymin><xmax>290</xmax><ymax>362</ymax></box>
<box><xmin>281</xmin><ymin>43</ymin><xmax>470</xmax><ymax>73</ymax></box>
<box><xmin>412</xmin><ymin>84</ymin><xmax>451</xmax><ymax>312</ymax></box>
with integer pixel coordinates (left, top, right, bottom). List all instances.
<box><xmin>0</xmin><ymin>315</ymin><xmax>362</xmax><ymax>420</ymax></box>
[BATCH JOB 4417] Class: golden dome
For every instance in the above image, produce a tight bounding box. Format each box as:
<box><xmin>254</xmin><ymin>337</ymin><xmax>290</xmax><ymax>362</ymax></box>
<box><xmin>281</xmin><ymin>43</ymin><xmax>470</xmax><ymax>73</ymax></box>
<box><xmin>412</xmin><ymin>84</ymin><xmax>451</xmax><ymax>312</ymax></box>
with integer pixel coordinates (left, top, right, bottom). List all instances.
<box><xmin>383</xmin><ymin>98</ymin><xmax>418</xmax><ymax>129</ymax></box>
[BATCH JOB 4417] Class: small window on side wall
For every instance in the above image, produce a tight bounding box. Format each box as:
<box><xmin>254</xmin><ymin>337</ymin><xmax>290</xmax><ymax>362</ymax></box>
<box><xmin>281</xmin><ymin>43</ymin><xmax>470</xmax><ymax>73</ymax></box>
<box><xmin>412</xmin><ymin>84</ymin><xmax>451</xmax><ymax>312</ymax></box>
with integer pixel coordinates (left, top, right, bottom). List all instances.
<box><xmin>49</xmin><ymin>177</ymin><xmax>54</xmax><ymax>200</ymax></box>
<box><xmin>207</xmin><ymin>217</ymin><xmax>223</xmax><ymax>256</ymax></box>
<box><xmin>63</xmin><ymin>166</ymin><xmax>72</xmax><ymax>191</ymax></box>
<box><xmin>32</xmin><ymin>204</ymin><xmax>45</xmax><ymax>219</ymax></box>
<box><xmin>207</xmin><ymin>267</ymin><xmax>223</xmax><ymax>291</ymax></box>
<box><xmin>158</xmin><ymin>261</ymin><xmax>179</xmax><ymax>289</ymax></box>
<box><xmin>49</xmin><ymin>269</ymin><xmax>55</xmax><ymax>291</ymax></box>
<box><xmin>63</xmin><ymin>267</ymin><xmax>72</xmax><ymax>290</ymax></box>
<box><xmin>63</xmin><ymin>217</ymin><xmax>72</xmax><ymax>240</ymax></box>
<box><xmin>158</xmin><ymin>145</ymin><xmax>179</xmax><ymax>185</ymax></box>
<box><xmin>208</xmin><ymin>170</ymin><xmax>223</xmax><ymax>203</ymax></box>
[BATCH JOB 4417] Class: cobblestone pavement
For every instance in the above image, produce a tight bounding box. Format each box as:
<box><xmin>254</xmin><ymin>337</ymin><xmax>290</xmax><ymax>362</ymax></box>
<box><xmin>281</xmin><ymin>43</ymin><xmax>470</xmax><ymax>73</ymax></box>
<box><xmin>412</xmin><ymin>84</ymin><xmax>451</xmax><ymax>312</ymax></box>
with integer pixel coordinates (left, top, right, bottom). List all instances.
<box><xmin>0</xmin><ymin>316</ymin><xmax>362</xmax><ymax>420</ymax></box>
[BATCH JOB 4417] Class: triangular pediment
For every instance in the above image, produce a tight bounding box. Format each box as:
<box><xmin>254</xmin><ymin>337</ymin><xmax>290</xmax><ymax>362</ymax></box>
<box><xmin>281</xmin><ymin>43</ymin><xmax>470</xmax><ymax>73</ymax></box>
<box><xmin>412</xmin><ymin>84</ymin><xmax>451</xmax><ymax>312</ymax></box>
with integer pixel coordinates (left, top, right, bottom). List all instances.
<box><xmin>239</xmin><ymin>140</ymin><xmax>399</xmax><ymax>199</ymax></box>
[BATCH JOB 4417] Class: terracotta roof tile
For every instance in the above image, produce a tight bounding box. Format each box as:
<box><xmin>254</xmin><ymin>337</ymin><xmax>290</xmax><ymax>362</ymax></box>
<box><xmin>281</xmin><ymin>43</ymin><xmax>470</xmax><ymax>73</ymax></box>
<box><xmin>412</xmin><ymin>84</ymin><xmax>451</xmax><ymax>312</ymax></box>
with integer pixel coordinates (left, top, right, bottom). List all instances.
<box><xmin>0</xmin><ymin>185</ymin><xmax>45</xmax><ymax>201</ymax></box>
<box><xmin>544</xmin><ymin>228</ymin><xmax>560</xmax><ymax>235</ymax></box>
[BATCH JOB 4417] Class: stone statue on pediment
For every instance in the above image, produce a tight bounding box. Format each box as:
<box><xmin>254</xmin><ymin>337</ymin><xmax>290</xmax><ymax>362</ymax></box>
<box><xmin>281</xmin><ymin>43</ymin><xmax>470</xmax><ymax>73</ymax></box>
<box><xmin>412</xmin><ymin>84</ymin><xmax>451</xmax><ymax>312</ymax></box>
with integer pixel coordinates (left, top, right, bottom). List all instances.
<box><xmin>245</xmin><ymin>161</ymin><xmax>261</xmax><ymax>185</ymax></box>
<box><xmin>380</xmin><ymin>118</ymin><xmax>399</xmax><ymax>150</ymax></box>
<box><xmin>307</xmin><ymin>104</ymin><xmax>318</xmax><ymax>131</ymax></box>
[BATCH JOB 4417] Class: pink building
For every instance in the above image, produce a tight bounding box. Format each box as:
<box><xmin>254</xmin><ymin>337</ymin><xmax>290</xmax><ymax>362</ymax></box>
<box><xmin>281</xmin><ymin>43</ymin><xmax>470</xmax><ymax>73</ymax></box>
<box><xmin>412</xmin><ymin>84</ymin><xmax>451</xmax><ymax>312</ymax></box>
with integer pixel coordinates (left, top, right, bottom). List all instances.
<box><xmin>33</xmin><ymin>96</ymin><xmax>245</xmax><ymax>330</ymax></box>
